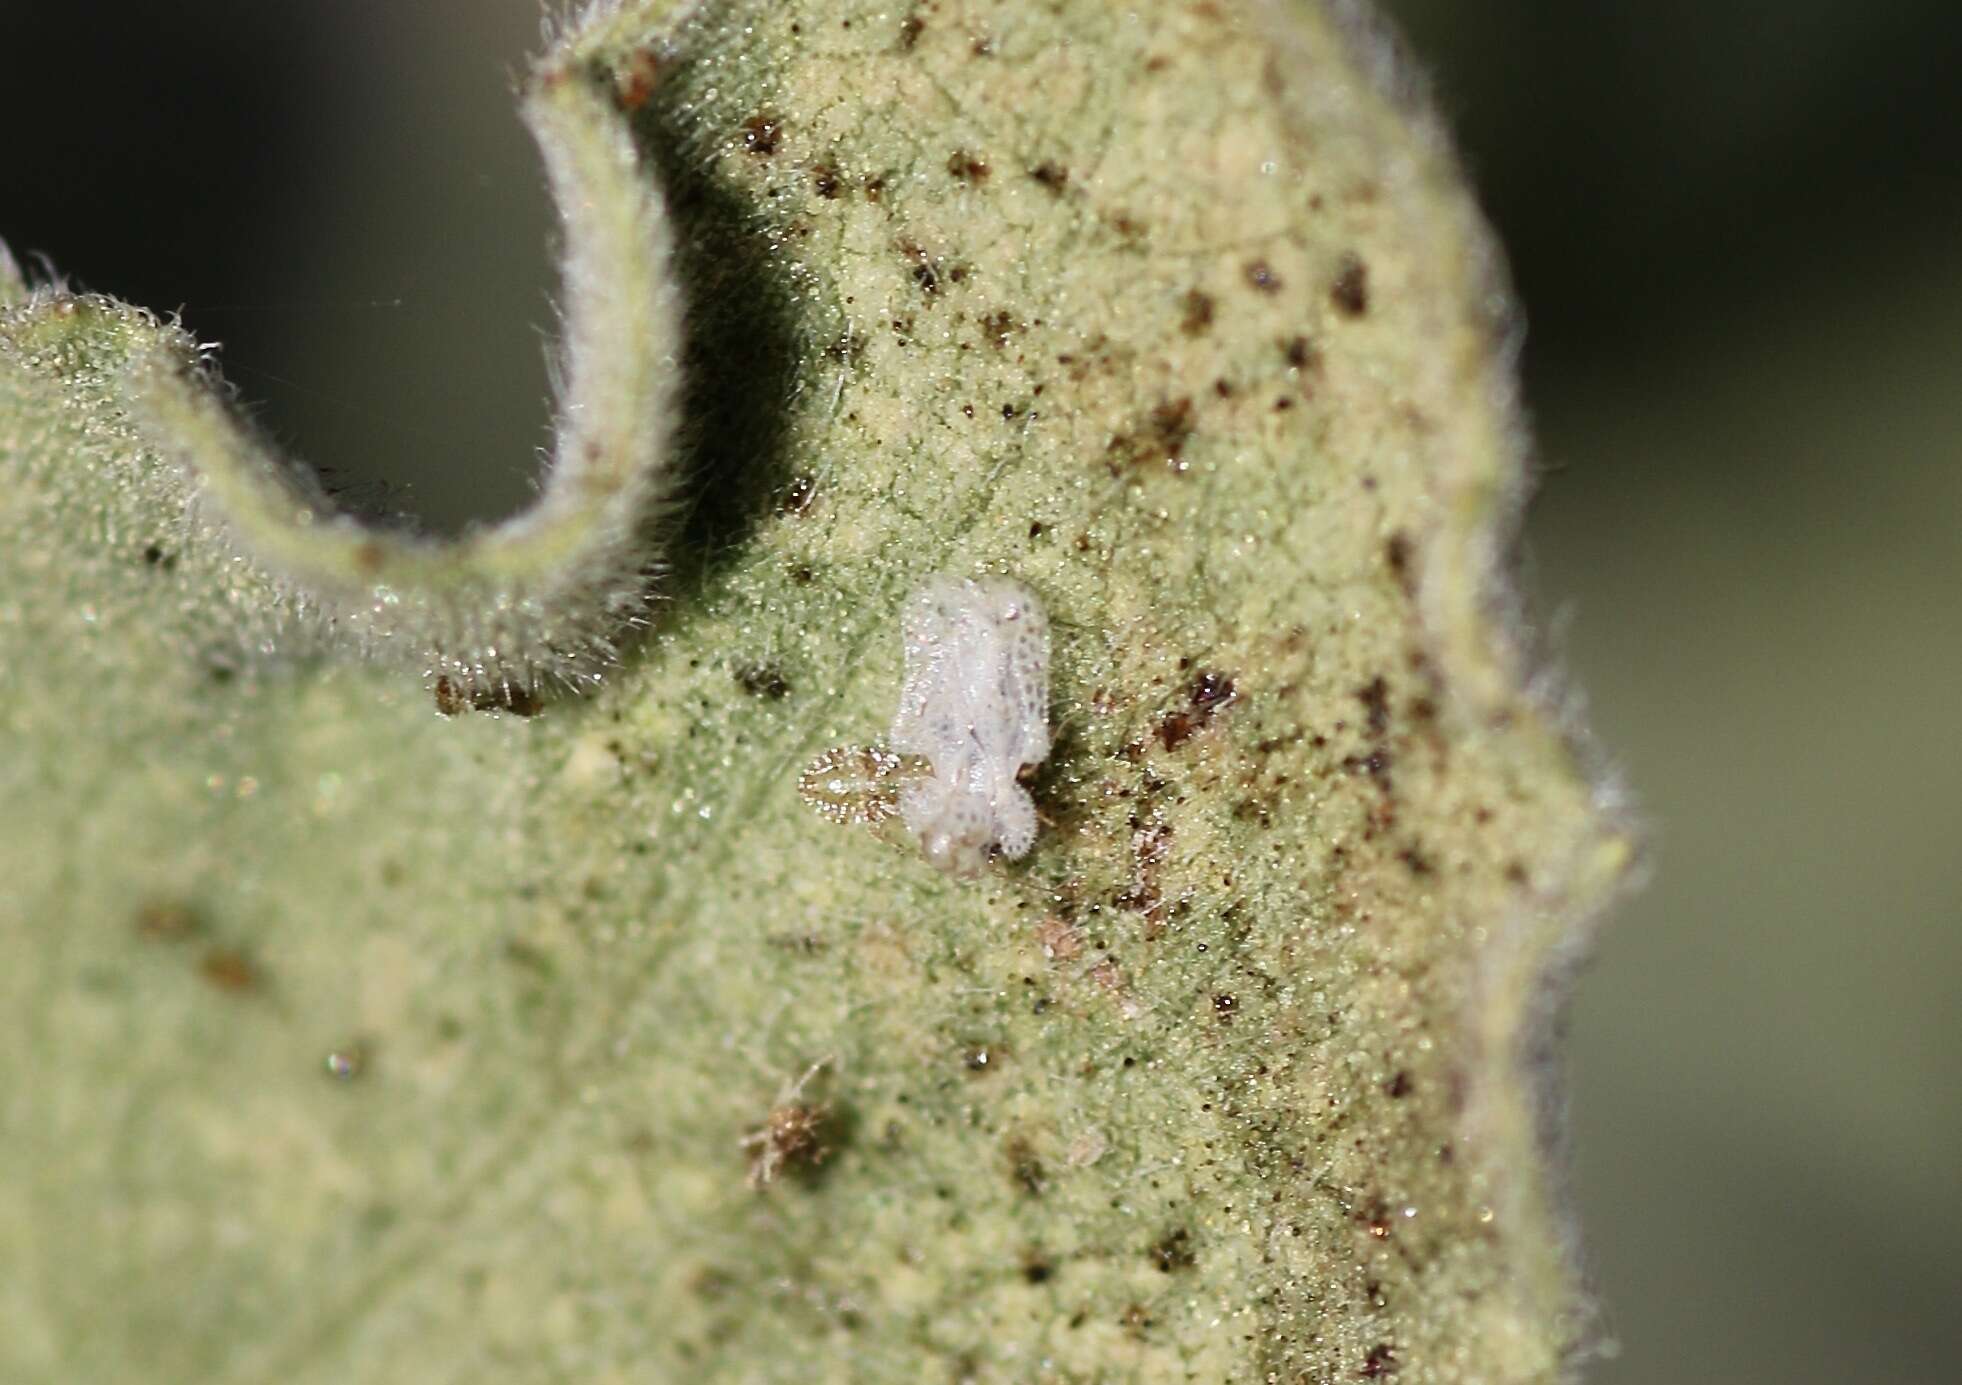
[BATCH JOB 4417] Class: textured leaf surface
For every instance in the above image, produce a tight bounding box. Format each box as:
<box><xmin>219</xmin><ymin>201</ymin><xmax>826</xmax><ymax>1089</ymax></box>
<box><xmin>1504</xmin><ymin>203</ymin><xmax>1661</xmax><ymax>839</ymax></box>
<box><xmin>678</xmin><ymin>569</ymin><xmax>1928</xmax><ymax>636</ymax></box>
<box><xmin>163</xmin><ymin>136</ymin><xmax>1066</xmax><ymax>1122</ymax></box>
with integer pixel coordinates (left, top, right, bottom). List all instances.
<box><xmin>0</xmin><ymin>2</ymin><xmax>1627</xmax><ymax>1380</ymax></box>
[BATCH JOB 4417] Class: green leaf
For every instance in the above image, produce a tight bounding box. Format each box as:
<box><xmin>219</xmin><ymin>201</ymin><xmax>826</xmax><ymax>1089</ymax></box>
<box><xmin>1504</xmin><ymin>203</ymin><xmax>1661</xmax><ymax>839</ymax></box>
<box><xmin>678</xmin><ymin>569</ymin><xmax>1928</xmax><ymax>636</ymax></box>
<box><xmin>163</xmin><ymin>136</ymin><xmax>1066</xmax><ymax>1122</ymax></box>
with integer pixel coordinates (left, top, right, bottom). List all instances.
<box><xmin>0</xmin><ymin>2</ymin><xmax>1629</xmax><ymax>1380</ymax></box>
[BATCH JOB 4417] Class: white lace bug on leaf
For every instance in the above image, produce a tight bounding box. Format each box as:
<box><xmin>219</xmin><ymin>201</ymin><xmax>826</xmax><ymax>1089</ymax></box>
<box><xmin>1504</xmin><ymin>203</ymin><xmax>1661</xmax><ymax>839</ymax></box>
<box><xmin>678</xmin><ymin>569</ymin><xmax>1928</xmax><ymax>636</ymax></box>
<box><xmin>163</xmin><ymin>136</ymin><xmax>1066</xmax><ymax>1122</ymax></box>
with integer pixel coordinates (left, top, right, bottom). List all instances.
<box><xmin>888</xmin><ymin>575</ymin><xmax>1051</xmax><ymax>876</ymax></box>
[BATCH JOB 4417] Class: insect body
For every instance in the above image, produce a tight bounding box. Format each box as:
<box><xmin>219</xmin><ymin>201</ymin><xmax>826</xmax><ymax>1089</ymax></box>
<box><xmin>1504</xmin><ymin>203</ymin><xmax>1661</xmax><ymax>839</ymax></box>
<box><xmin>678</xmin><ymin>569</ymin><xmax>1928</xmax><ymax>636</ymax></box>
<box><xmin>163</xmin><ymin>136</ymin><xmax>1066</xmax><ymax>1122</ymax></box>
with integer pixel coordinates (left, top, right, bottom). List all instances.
<box><xmin>888</xmin><ymin>576</ymin><xmax>1051</xmax><ymax>875</ymax></box>
<box><xmin>796</xmin><ymin>744</ymin><xmax>925</xmax><ymax>825</ymax></box>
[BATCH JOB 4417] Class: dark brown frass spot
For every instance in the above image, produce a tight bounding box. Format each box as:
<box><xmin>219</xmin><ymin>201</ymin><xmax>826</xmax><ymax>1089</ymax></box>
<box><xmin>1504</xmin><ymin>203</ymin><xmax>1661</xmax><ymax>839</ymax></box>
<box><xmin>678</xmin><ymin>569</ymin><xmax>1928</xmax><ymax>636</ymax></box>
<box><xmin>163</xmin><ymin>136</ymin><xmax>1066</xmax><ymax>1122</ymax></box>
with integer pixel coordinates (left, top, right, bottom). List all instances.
<box><xmin>1244</xmin><ymin>259</ymin><xmax>1283</xmax><ymax>293</ymax></box>
<box><xmin>1343</xmin><ymin>747</ymin><xmax>1393</xmax><ymax>790</ymax></box>
<box><xmin>822</xmin><ymin>330</ymin><xmax>864</xmax><ymax>365</ymax></box>
<box><xmin>740</xmin><ymin>113</ymin><xmax>781</xmax><ymax>156</ymax></box>
<box><xmin>1107</xmin><ymin>396</ymin><xmax>1196</xmax><ymax>473</ymax></box>
<box><xmin>1385</xmin><ymin>1070</ymin><xmax>1413</xmax><ymax>1099</ymax></box>
<box><xmin>898</xmin><ymin>13</ymin><xmax>924</xmax><ymax>48</ymax></box>
<box><xmin>947</xmin><ymin>149</ymin><xmax>990</xmax><ymax>182</ymax></box>
<box><xmin>1179</xmin><ymin>288</ymin><xmax>1216</xmax><ymax>336</ymax></box>
<box><xmin>199</xmin><ymin>947</ymin><xmax>260</xmax><ymax>995</ymax></box>
<box><xmin>1356</xmin><ymin>675</ymin><xmax>1391</xmax><ymax>737</ymax></box>
<box><xmin>1212</xmin><ymin>992</ymin><xmax>1238</xmax><ymax>1017</ymax></box>
<box><xmin>779</xmin><ymin>473</ymin><xmax>818</xmax><ymax>515</ymax></box>
<box><xmin>1361</xmin><ymin>1342</ymin><xmax>1399</xmax><ymax>1377</ymax></box>
<box><xmin>1282</xmin><ymin>334</ymin><xmax>1322</xmax><ymax>374</ymax></box>
<box><xmin>1150</xmin><ymin>1228</ymin><xmax>1197</xmax><ymax>1273</ymax></box>
<box><xmin>1157</xmin><ymin>669</ymin><xmax>1237</xmax><ymax>749</ymax></box>
<box><xmin>1005</xmin><ymin>1134</ymin><xmax>1047</xmax><ymax>1196</ymax></box>
<box><xmin>1029</xmin><ymin>161</ymin><xmax>1068</xmax><ymax>193</ymax></box>
<box><xmin>1021</xmin><ymin>1250</ymin><xmax>1055</xmax><ymax>1284</ymax></box>
<box><xmin>1384</xmin><ymin>529</ymin><xmax>1415</xmax><ymax>596</ymax></box>
<box><xmin>1330</xmin><ymin>252</ymin><xmax>1370</xmax><ymax>316</ymax></box>
<box><xmin>140</xmin><ymin>543</ymin><xmax>174</xmax><ymax>570</ymax></box>
<box><xmin>900</xmin><ymin>241</ymin><xmax>940</xmax><ymax>295</ymax></box>
<box><xmin>810</xmin><ymin>162</ymin><xmax>841</xmax><ymax>198</ymax></box>
<box><xmin>735</xmin><ymin>665</ymin><xmax>791</xmax><ymax>700</ymax></box>
<box><xmin>980</xmin><ymin>309</ymin><xmax>1018</xmax><ymax>349</ymax></box>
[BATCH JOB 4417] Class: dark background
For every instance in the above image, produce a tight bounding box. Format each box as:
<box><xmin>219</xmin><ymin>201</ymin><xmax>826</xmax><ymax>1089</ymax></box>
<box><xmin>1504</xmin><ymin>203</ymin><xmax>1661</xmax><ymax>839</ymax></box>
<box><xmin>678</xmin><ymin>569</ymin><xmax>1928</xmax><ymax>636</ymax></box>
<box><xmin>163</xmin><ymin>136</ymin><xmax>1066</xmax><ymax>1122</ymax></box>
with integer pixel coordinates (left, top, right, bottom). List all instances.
<box><xmin>5</xmin><ymin>4</ymin><xmax>1959</xmax><ymax>1380</ymax></box>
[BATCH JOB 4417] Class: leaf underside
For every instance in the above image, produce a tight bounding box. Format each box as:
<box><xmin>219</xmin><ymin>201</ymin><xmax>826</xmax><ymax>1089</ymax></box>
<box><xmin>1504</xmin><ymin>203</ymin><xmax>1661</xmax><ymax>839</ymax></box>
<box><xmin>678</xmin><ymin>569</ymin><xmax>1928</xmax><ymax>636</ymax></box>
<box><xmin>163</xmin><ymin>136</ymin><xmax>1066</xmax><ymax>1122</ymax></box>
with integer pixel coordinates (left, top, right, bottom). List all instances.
<box><xmin>0</xmin><ymin>2</ymin><xmax>1628</xmax><ymax>1381</ymax></box>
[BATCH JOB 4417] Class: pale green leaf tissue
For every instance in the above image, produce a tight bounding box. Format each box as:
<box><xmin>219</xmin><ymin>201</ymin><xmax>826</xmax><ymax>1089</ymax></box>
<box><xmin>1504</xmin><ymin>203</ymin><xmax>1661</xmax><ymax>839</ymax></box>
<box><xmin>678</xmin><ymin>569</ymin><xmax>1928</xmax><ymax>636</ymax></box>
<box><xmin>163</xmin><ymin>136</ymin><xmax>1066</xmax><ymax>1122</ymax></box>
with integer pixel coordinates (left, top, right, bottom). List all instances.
<box><xmin>0</xmin><ymin>1</ymin><xmax>1630</xmax><ymax>1380</ymax></box>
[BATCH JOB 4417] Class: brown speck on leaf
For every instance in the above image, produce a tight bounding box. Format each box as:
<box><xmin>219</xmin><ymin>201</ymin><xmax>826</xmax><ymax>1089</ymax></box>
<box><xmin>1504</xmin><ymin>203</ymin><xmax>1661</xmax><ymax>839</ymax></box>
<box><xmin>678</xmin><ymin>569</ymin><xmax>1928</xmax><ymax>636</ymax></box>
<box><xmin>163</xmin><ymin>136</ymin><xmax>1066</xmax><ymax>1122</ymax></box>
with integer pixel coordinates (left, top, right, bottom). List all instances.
<box><xmin>1283</xmin><ymin>334</ymin><xmax>1323</xmax><ymax>374</ymax></box>
<box><xmin>899</xmin><ymin>13</ymin><xmax>925</xmax><ymax>48</ymax></box>
<box><xmin>1344</xmin><ymin>747</ymin><xmax>1393</xmax><ymax>791</ymax></box>
<box><xmin>964</xmin><ymin>1043</ymin><xmax>999</xmax><ymax>1074</ymax></box>
<box><xmin>1005</xmin><ymin>1134</ymin><xmax>1046</xmax><ymax>1196</ymax></box>
<box><xmin>900</xmin><ymin>241</ymin><xmax>940</xmax><ymax>295</ymax></box>
<box><xmin>1021</xmin><ymin>1250</ymin><xmax>1055</xmax><ymax>1284</ymax></box>
<box><xmin>1385</xmin><ymin>530</ymin><xmax>1415</xmax><ymax>596</ymax></box>
<box><xmin>1361</xmin><ymin>1343</ymin><xmax>1399</xmax><ymax>1377</ymax></box>
<box><xmin>1386</xmin><ymin>1070</ymin><xmax>1413</xmax><ymax>1099</ymax></box>
<box><xmin>822</xmin><ymin>330</ymin><xmax>864</xmax><ymax>365</ymax></box>
<box><xmin>136</xmin><ymin>900</ymin><xmax>199</xmax><ymax>941</ymax></box>
<box><xmin>1179</xmin><ymin>288</ymin><xmax>1216</xmax><ymax>336</ymax></box>
<box><xmin>779</xmin><ymin>473</ymin><xmax>818</xmax><ymax>515</ymax></box>
<box><xmin>1122</xmin><ymin>1303</ymin><xmax>1153</xmax><ymax>1338</ymax></box>
<box><xmin>1212</xmin><ymin>992</ymin><xmax>1238</xmax><ymax>1018</ymax></box>
<box><xmin>1030</xmin><ymin>161</ymin><xmax>1068</xmax><ymax>193</ymax></box>
<box><xmin>1117</xmin><ymin>820</ymin><xmax>1174</xmax><ymax>921</ymax></box>
<box><xmin>610</xmin><ymin>48</ymin><xmax>663</xmax><ymax>112</ymax></box>
<box><xmin>980</xmin><ymin>308</ymin><xmax>1018</xmax><ymax>349</ymax></box>
<box><xmin>1034</xmin><ymin>916</ymin><xmax>1085</xmax><ymax>962</ymax></box>
<box><xmin>200</xmin><ymin>947</ymin><xmax>260</xmax><ymax>995</ymax></box>
<box><xmin>970</xmin><ymin>34</ymin><xmax>995</xmax><ymax>57</ymax></box>
<box><xmin>740</xmin><ymin>113</ymin><xmax>781</xmax><ymax>156</ymax></box>
<box><xmin>1244</xmin><ymin>259</ymin><xmax>1283</xmax><ymax>293</ymax></box>
<box><xmin>1357</xmin><ymin>675</ymin><xmax>1391</xmax><ymax>738</ymax></box>
<box><xmin>863</xmin><ymin>174</ymin><xmax>887</xmax><ymax>203</ymax></box>
<box><xmin>1107</xmin><ymin>396</ymin><xmax>1196</xmax><ymax>474</ymax></box>
<box><xmin>1151</xmin><ymin>1228</ymin><xmax>1196</xmax><ymax>1273</ymax></box>
<box><xmin>811</xmin><ymin>162</ymin><xmax>841</xmax><ymax>198</ymax></box>
<box><xmin>1158</xmin><ymin>669</ymin><xmax>1237</xmax><ymax>749</ymax></box>
<box><xmin>141</xmin><ymin>543</ymin><xmax>174</xmax><ymax>570</ymax></box>
<box><xmin>947</xmin><ymin>150</ymin><xmax>990</xmax><ymax>182</ymax></box>
<box><xmin>1331</xmin><ymin>252</ymin><xmax>1371</xmax><ymax>316</ymax></box>
<box><xmin>351</xmin><ymin>540</ymin><xmax>385</xmax><ymax>577</ymax></box>
<box><xmin>735</xmin><ymin>665</ymin><xmax>790</xmax><ymax>700</ymax></box>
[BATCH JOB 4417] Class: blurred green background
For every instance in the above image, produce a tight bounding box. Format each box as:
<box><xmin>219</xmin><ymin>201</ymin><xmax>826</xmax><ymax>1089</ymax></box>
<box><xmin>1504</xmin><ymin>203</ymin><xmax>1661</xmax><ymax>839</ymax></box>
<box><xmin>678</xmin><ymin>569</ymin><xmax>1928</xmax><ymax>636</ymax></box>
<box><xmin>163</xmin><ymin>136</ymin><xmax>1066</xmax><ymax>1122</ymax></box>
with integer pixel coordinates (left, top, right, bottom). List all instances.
<box><xmin>4</xmin><ymin>4</ymin><xmax>1958</xmax><ymax>1380</ymax></box>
